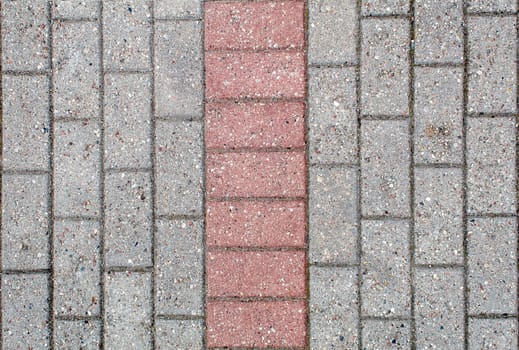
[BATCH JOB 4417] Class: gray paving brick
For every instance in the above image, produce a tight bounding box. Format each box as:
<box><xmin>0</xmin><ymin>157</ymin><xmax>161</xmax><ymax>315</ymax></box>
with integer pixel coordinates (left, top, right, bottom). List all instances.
<box><xmin>414</xmin><ymin>168</ymin><xmax>463</xmax><ymax>265</ymax></box>
<box><xmin>361</xmin><ymin>19</ymin><xmax>409</xmax><ymax>116</ymax></box>
<box><xmin>468</xmin><ymin>217</ymin><xmax>517</xmax><ymax>314</ymax></box>
<box><xmin>154</xmin><ymin>21</ymin><xmax>202</xmax><ymax>117</ymax></box>
<box><xmin>362</xmin><ymin>320</ymin><xmax>411</xmax><ymax>349</ymax></box>
<box><xmin>52</xmin><ymin>0</ymin><xmax>98</xmax><ymax>19</ymax></box>
<box><xmin>414</xmin><ymin>67</ymin><xmax>463</xmax><ymax>164</ymax></box>
<box><xmin>54</xmin><ymin>121</ymin><xmax>100</xmax><ymax>217</ymax></box>
<box><xmin>156</xmin><ymin>219</ymin><xmax>203</xmax><ymax>315</ymax></box>
<box><xmin>155</xmin><ymin>320</ymin><xmax>204</xmax><ymax>349</ymax></box>
<box><xmin>103</xmin><ymin>0</ymin><xmax>151</xmax><ymax>70</ymax></box>
<box><xmin>105</xmin><ymin>271</ymin><xmax>152</xmax><ymax>349</ymax></box>
<box><xmin>155</xmin><ymin>120</ymin><xmax>203</xmax><ymax>216</ymax></box>
<box><xmin>361</xmin><ymin>120</ymin><xmax>410</xmax><ymax>217</ymax></box>
<box><xmin>155</xmin><ymin>0</ymin><xmax>201</xmax><ymax>19</ymax></box>
<box><xmin>469</xmin><ymin>319</ymin><xmax>518</xmax><ymax>349</ymax></box>
<box><xmin>467</xmin><ymin>118</ymin><xmax>516</xmax><ymax>214</ymax></box>
<box><xmin>2</xmin><ymin>0</ymin><xmax>49</xmax><ymax>70</ymax></box>
<box><xmin>308</xmin><ymin>67</ymin><xmax>357</xmax><ymax>164</ymax></box>
<box><xmin>310</xmin><ymin>267</ymin><xmax>358</xmax><ymax>349</ymax></box>
<box><xmin>415</xmin><ymin>268</ymin><xmax>464</xmax><ymax>349</ymax></box>
<box><xmin>105</xmin><ymin>172</ymin><xmax>152</xmax><ymax>267</ymax></box>
<box><xmin>308</xmin><ymin>0</ymin><xmax>357</xmax><ymax>65</ymax></box>
<box><xmin>468</xmin><ymin>17</ymin><xmax>516</xmax><ymax>114</ymax></box>
<box><xmin>54</xmin><ymin>220</ymin><xmax>101</xmax><ymax>316</ymax></box>
<box><xmin>52</xmin><ymin>21</ymin><xmax>100</xmax><ymax>119</ymax></box>
<box><xmin>54</xmin><ymin>320</ymin><xmax>101</xmax><ymax>350</ymax></box>
<box><xmin>104</xmin><ymin>73</ymin><xmax>152</xmax><ymax>169</ymax></box>
<box><xmin>362</xmin><ymin>0</ymin><xmax>409</xmax><ymax>15</ymax></box>
<box><xmin>2</xmin><ymin>274</ymin><xmax>50</xmax><ymax>349</ymax></box>
<box><xmin>2</xmin><ymin>75</ymin><xmax>50</xmax><ymax>170</ymax></box>
<box><xmin>467</xmin><ymin>0</ymin><xmax>517</xmax><ymax>12</ymax></box>
<box><xmin>2</xmin><ymin>175</ymin><xmax>49</xmax><ymax>270</ymax></box>
<box><xmin>414</xmin><ymin>0</ymin><xmax>463</xmax><ymax>64</ymax></box>
<box><xmin>309</xmin><ymin>166</ymin><xmax>358</xmax><ymax>264</ymax></box>
<box><xmin>361</xmin><ymin>220</ymin><xmax>411</xmax><ymax>317</ymax></box>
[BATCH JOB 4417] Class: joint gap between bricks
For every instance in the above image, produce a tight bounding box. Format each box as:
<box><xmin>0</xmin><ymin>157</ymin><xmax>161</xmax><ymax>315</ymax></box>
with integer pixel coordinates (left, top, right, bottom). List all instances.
<box><xmin>105</xmin><ymin>167</ymin><xmax>152</xmax><ymax>174</ymax></box>
<box><xmin>468</xmin><ymin>314</ymin><xmax>519</xmax><ymax>319</ymax></box>
<box><xmin>516</xmin><ymin>0</ymin><xmax>519</xmax><ymax>347</ymax></box>
<box><xmin>360</xmin><ymin>215</ymin><xmax>411</xmax><ymax>221</ymax></box>
<box><xmin>413</xmin><ymin>62</ymin><xmax>464</xmax><ymax>68</ymax></box>
<box><xmin>54</xmin><ymin>315</ymin><xmax>102</xmax><ymax>321</ymax></box>
<box><xmin>53</xmin><ymin>117</ymin><xmax>98</xmax><ymax>123</ymax></box>
<box><xmin>54</xmin><ymin>216</ymin><xmax>99</xmax><ymax>222</ymax></box>
<box><xmin>414</xmin><ymin>163</ymin><xmax>463</xmax><ymax>169</ymax></box>
<box><xmin>2</xmin><ymin>69</ymin><xmax>50</xmax><ymax>76</ymax></box>
<box><xmin>155</xmin><ymin>115</ymin><xmax>203</xmax><ymax>122</ymax></box>
<box><xmin>201</xmin><ymin>0</ymin><xmax>208</xmax><ymax>347</ymax></box>
<box><xmin>467</xmin><ymin>112</ymin><xmax>517</xmax><ymax>118</ymax></box>
<box><xmin>0</xmin><ymin>0</ymin><xmax>3</xmax><ymax>344</ymax></box>
<box><xmin>307</xmin><ymin>63</ymin><xmax>359</xmax><ymax>69</ymax></box>
<box><xmin>1</xmin><ymin>269</ymin><xmax>51</xmax><ymax>275</ymax></box>
<box><xmin>467</xmin><ymin>213</ymin><xmax>517</xmax><ymax>219</ymax></box>
<box><xmin>466</xmin><ymin>10</ymin><xmax>518</xmax><ymax>17</ymax></box>
<box><xmin>104</xmin><ymin>266</ymin><xmax>154</xmax><ymax>273</ymax></box>
<box><xmin>154</xmin><ymin>17</ymin><xmax>202</xmax><ymax>22</ymax></box>
<box><xmin>360</xmin><ymin>13</ymin><xmax>410</xmax><ymax>19</ymax></box>
<box><xmin>103</xmin><ymin>69</ymin><xmax>152</xmax><ymax>75</ymax></box>
<box><xmin>361</xmin><ymin>315</ymin><xmax>412</xmax><ymax>321</ymax></box>
<box><xmin>52</xmin><ymin>17</ymin><xmax>98</xmax><ymax>22</ymax></box>
<box><xmin>303</xmin><ymin>1</ymin><xmax>310</xmax><ymax>348</ymax></box>
<box><xmin>2</xmin><ymin>169</ymin><xmax>50</xmax><ymax>175</ymax></box>
<box><xmin>414</xmin><ymin>264</ymin><xmax>465</xmax><ymax>269</ymax></box>
<box><xmin>156</xmin><ymin>214</ymin><xmax>204</xmax><ymax>221</ymax></box>
<box><xmin>309</xmin><ymin>162</ymin><xmax>360</xmax><ymax>168</ymax></box>
<box><xmin>310</xmin><ymin>262</ymin><xmax>360</xmax><ymax>268</ymax></box>
<box><xmin>155</xmin><ymin>314</ymin><xmax>204</xmax><ymax>320</ymax></box>
<box><xmin>361</xmin><ymin>114</ymin><xmax>410</xmax><ymax>120</ymax></box>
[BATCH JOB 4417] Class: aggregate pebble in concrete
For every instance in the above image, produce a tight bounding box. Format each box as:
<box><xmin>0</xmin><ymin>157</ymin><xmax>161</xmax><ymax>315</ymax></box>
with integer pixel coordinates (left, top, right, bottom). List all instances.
<box><xmin>156</xmin><ymin>219</ymin><xmax>203</xmax><ymax>315</ymax></box>
<box><xmin>154</xmin><ymin>21</ymin><xmax>202</xmax><ymax>117</ymax></box>
<box><xmin>2</xmin><ymin>174</ymin><xmax>49</xmax><ymax>270</ymax></box>
<box><xmin>361</xmin><ymin>220</ymin><xmax>411</xmax><ymax>317</ymax></box>
<box><xmin>104</xmin><ymin>73</ymin><xmax>152</xmax><ymax>169</ymax></box>
<box><xmin>155</xmin><ymin>320</ymin><xmax>204</xmax><ymax>350</ymax></box>
<box><xmin>308</xmin><ymin>0</ymin><xmax>357</xmax><ymax>64</ymax></box>
<box><xmin>361</xmin><ymin>18</ymin><xmax>409</xmax><ymax>116</ymax></box>
<box><xmin>104</xmin><ymin>172</ymin><xmax>152</xmax><ymax>267</ymax></box>
<box><xmin>54</xmin><ymin>320</ymin><xmax>101</xmax><ymax>350</ymax></box>
<box><xmin>54</xmin><ymin>121</ymin><xmax>100</xmax><ymax>217</ymax></box>
<box><xmin>361</xmin><ymin>120</ymin><xmax>410</xmax><ymax>217</ymax></box>
<box><xmin>52</xmin><ymin>0</ymin><xmax>98</xmax><ymax>19</ymax></box>
<box><xmin>105</xmin><ymin>271</ymin><xmax>152</xmax><ymax>349</ymax></box>
<box><xmin>414</xmin><ymin>68</ymin><xmax>463</xmax><ymax>164</ymax></box>
<box><xmin>414</xmin><ymin>168</ymin><xmax>463</xmax><ymax>265</ymax></box>
<box><xmin>467</xmin><ymin>217</ymin><xmax>517</xmax><ymax>314</ymax></box>
<box><xmin>467</xmin><ymin>118</ymin><xmax>516</xmax><ymax>214</ymax></box>
<box><xmin>309</xmin><ymin>67</ymin><xmax>358</xmax><ymax>164</ymax></box>
<box><xmin>103</xmin><ymin>0</ymin><xmax>151</xmax><ymax>70</ymax></box>
<box><xmin>415</xmin><ymin>268</ymin><xmax>464</xmax><ymax>349</ymax></box>
<box><xmin>2</xmin><ymin>0</ymin><xmax>49</xmax><ymax>70</ymax></box>
<box><xmin>469</xmin><ymin>319</ymin><xmax>518</xmax><ymax>349</ymax></box>
<box><xmin>309</xmin><ymin>166</ymin><xmax>358</xmax><ymax>264</ymax></box>
<box><xmin>2</xmin><ymin>75</ymin><xmax>50</xmax><ymax>170</ymax></box>
<box><xmin>155</xmin><ymin>0</ymin><xmax>201</xmax><ymax>19</ymax></box>
<box><xmin>52</xmin><ymin>21</ymin><xmax>100</xmax><ymax>119</ymax></box>
<box><xmin>467</xmin><ymin>0</ymin><xmax>517</xmax><ymax>12</ymax></box>
<box><xmin>468</xmin><ymin>16</ymin><xmax>517</xmax><ymax>114</ymax></box>
<box><xmin>2</xmin><ymin>274</ymin><xmax>50</xmax><ymax>349</ymax></box>
<box><xmin>362</xmin><ymin>320</ymin><xmax>411</xmax><ymax>349</ymax></box>
<box><xmin>310</xmin><ymin>267</ymin><xmax>358</xmax><ymax>349</ymax></box>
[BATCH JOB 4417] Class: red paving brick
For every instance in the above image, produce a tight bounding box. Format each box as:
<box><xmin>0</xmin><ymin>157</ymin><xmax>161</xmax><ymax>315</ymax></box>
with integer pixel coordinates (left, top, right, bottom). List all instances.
<box><xmin>206</xmin><ymin>200</ymin><xmax>306</xmax><ymax>247</ymax></box>
<box><xmin>205</xmin><ymin>1</ymin><xmax>305</xmax><ymax>51</ymax></box>
<box><xmin>205</xmin><ymin>101</ymin><xmax>306</xmax><ymax>149</ymax></box>
<box><xmin>206</xmin><ymin>300</ymin><xmax>307</xmax><ymax>348</ymax></box>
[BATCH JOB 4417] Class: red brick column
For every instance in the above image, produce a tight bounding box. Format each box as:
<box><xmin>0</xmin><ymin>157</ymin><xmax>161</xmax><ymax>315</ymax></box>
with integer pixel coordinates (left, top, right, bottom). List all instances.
<box><xmin>204</xmin><ymin>1</ymin><xmax>307</xmax><ymax>348</ymax></box>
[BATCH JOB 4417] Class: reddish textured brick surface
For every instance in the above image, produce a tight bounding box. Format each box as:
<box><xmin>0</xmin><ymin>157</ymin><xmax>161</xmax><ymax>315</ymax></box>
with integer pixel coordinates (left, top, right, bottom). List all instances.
<box><xmin>206</xmin><ymin>200</ymin><xmax>306</xmax><ymax>247</ymax></box>
<box><xmin>205</xmin><ymin>51</ymin><xmax>306</xmax><ymax>100</ymax></box>
<box><xmin>207</xmin><ymin>251</ymin><xmax>306</xmax><ymax>297</ymax></box>
<box><xmin>206</xmin><ymin>101</ymin><xmax>306</xmax><ymax>149</ymax></box>
<box><xmin>206</xmin><ymin>300</ymin><xmax>307</xmax><ymax>348</ymax></box>
<box><xmin>205</xmin><ymin>1</ymin><xmax>305</xmax><ymax>51</ymax></box>
<box><xmin>206</xmin><ymin>151</ymin><xmax>306</xmax><ymax>198</ymax></box>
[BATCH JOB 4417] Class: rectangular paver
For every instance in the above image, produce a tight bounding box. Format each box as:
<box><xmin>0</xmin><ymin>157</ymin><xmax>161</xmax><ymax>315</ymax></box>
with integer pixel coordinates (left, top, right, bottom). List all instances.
<box><xmin>469</xmin><ymin>319</ymin><xmax>518</xmax><ymax>349</ymax></box>
<box><xmin>362</xmin><ymin>320</ymin><xmax>411</xmax><ymax>349</ymax></box>
<box><xmin>54</xmin><ymin>320</ymin><xmax>101</xmax><ymax>349</ymax></box>
<box><xmin>155</xmin><ymin>320</ymin><xmax>204</xmax><ymax>350</ymax></box>
<box><xmin>155</xmin><ymin>0</ymin><xmax>201</xmax><ymax>19</ymax></box>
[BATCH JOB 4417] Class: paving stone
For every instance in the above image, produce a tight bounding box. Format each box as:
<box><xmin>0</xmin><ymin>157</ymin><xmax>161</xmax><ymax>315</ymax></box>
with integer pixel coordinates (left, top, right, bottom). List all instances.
<box><xmin>2</xmin><ymin>274</ymin><xmax>50</xmax><ymax>349</ymax></box>
<box><xmin>468</xmin><ymin>217</ymin><xmax>517</xmax><ymax>314</ymax></box>
<box><xmin>310</xmin><ymin>267</ymin><xmax>358</xmax><ymax>349</ymax></box>
<box><xmin>2</xmin><ymin>175</ymin><xmax>49</xmax><ymax>270</ymax></box>
<box><xmin>308</xmin><ymin>0</ymin><xmax>357</xmax><ymax>64</ymax></box>
<box><xmin>155</xmin><ymin>0</ymin><xmax>201</xmax><ymax>19</ymax></box>
<box><xmin>104</xmin><ymin>73</ymin><xmax>152</xmax><ymax>169</ymax></box>
<box><xmin>308</xmin><ymin>67</ymin><xmax>357</xmax><ymax>164</ymax></box>
<box><xmin>415</xmin><ymin>0</ymin><xmax>464</xmax><ymax>64</ymax></box>
<box><xmin>361</xmin><ymin>120</ymin><xmax>410</xmax><ymax>217</ymax></box>
<box><xmin>155</xmin><ymin>320</ymin><xmax>204</xmax><ymax>350</ymax></box>
<box><xmin>2</xmin><ymin>0</ymin><xmax>49</xmax><ymax>70</ymax></box>
<box><xmin>54</xmin><ymin>220</ymin><xmax>101</xmax><ymax>316</ymax></box>
<box><xmin>415</xmin><ymin>268</ymin><xmax>464</xmax><ymax>349</ymax></box>
<box><xmin>154</xmin><ymin>21</ymin><xmax>202</xmax><ymax>117</ymax></box>
<box><xmin>155</xmin><ymin>120</ymin><xmax>203</xmax><ymax>216</ymax></box>
<box><xmin>362</xmin><ymin>320</ymin><xmax>411</xmax><ymax>349</ymax></box>
<box><xmin>52</xmin><ymin>0</ymin><xmax>98</xmax><ymax>19</ymax></box>
<box><xmin>361</xmin><ymin>18</ymin><xmax>409</xmax><ymax>116</ymax></box>
<box><xmin>52</xmin><ymin>21</ymin><xmax>100</xmax><ymax>119</ymax></box>
<box><xmin>54</xmin><ymin>120</ymin><xmax>100</xmax><ymax>217</ymax></box>
<box><xmin>105</xmin><ymin>271</ymin><xmax>152</xmax><ymax>349</ymax></box>
<box><xmin>361</xmin><ymin>220</ymin><xmax>411</xmax><ymax>317</ymax></box>
<box><xmin>467</xmin><ymin>0</ymin><xmax>517</xmax><ymax>12</ymax></box>
<box><xmin>156</xmin><ymin>219</ymin><xmax>203</xmax><ymax>315</ymax></box>
<box><xmin>2</xmin><ymin>75</ymin><xmax>49</xmax><ymax>170</ymax></box>
<box><xmin>469</xmin><ymin>319</ymin><xmax>518</xmax><ymax>349</ymax></box>
<box><xmin>362</xmin><ymin>0</ymin><xmax>409</xmax><ymax>17</ymax></box>
<box><xmin>414</xmin><ymin>168</ymin><xmax>463</xmax><ymax>265</ymax></box>
<box><xmin>103</xmin><ymin>0</ymin><xmax>151</xmax><ymax>70</ymax></box>
<box><xmin>467</xmin><ymin>118</ymin><xmax>516</xmax><ymax>214</ymax></box>
<box><xmin>468</xmin><ymin>17</ymin><xmax>516</xmax><ymax>114</ymax></box>
<box><xmin>54</xmin><ymin>320</ymin><xmax>101</xmax><ymax>350</ymax></box>
<box><xmin>414</xmin><ymin>67</ymin><xmax>463</xmax><ymax>164</ymax></box>
<box><xmin>309</xmin><ymin>166</ymin><xmax>358</xmax><ymax>264</ymax></box>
